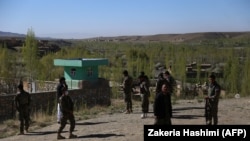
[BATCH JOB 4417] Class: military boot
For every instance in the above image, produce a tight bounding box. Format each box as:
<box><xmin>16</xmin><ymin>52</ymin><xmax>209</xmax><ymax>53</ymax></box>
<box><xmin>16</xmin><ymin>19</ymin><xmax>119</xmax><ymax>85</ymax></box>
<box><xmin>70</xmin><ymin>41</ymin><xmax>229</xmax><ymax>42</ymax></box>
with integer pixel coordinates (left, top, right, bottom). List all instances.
<box><xmin>129</xmin><ymin>109</ymin><xmax>133</xmax><ymax>113</ymax></box>
<box><xmin>69</xmin><ymin>133</ymin><xmax>77</xmax><ymax>139</ymax></box>
<box><xmin>25</xmin><ymin>128</ymin><xmax>29</xmax><ymax>133</ymax></box>
<box><xmin>17</xmin><ymin>132</ymin><xmax>24</xmax><ymax>135</ymax></box>
<box><xmin>124</xmin><ymin>110</ymin><xmax>130</xmax><ymax>114</ymax></box>
<box><xmin>57</xmin><ymin>134</ymin><xmax>66</xmax><ymax>140</ymax></box>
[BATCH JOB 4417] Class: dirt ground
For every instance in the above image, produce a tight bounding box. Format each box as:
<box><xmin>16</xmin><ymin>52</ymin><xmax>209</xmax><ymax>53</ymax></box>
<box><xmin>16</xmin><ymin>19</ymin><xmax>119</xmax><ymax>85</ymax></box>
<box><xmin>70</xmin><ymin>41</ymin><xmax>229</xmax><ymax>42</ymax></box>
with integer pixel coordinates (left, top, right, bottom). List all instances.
<box><xmin>1</xmin><ymin>96</ymin><xmax>250</xmax><ymax>141</ymax></box>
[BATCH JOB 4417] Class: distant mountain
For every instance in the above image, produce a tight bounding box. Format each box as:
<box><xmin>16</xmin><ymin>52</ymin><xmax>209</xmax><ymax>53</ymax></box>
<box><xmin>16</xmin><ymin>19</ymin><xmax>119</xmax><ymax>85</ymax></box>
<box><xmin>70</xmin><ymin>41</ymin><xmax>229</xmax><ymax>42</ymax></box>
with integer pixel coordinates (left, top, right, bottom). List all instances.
<box><xmin>83</xmin><ymin>31</ymin><xmax>250</xmax><ymax>43</ymax></box>
<box><xmin>1</xmin><ymin>31</ymin><xmax>250</xmax><ymax>42</ymax></box>
<box><xmin>0</xmin><ymin>31</ymin><xmax>26</xmax><ymax>38</ymax></box>
<box><xmin>0</xmin><ymin>31</ymin><xmax>56</xmax><ymax>40</ymax></box>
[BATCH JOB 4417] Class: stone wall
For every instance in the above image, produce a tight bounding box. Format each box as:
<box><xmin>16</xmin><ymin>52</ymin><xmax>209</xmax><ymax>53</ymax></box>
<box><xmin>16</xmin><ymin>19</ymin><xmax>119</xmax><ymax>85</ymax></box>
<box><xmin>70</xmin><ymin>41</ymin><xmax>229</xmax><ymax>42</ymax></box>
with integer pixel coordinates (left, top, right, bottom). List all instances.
<box><xmin>0</xmin><ymin>78</ymin><xmax>111</xmax><ymax>121</ymax></box>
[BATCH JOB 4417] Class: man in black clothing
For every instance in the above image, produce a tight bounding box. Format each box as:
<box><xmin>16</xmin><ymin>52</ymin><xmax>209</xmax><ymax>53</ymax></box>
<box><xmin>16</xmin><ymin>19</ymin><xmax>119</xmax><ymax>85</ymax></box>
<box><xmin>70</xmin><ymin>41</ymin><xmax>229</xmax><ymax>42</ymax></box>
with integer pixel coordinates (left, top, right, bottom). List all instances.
<box><xmin>205</xmin><ymin>74</ymin><xmax>221</xmax><ymax>125</ymax></box>
<box><xmin>154</xmin><ymin>83</ymin><xmax>172</xmax><ymax>125</ymax></box>
<box><xmin>56</xmin><ymin>77</ymin><xmax>67</xmax><ymax>123</ymax></box>
<box><xmin>122</xmin><ymin>70</ymin><xmax>133</xmax><ymax>114</ymax></box>
<box><xmin>14</xmin><ymin>84</ymin><xmax>31</xmax><ymax>135</ymax></box>
<box><xmin>57</xmin><ymin>86</ymin><xmax>77</xmax><ymax>139</ymax></box>
<box><xmin>138</xmin><ymin>75</ymin><xmax>150</xmax><ymax>118</ymax></box>
<box><xmin>155</xmin><ymin>72</ymin><xmax>173</xmax><ymax>117</ymax></box>
<box><xmin>164</xmin><ymin>71</ymin><xmax>176</xmax><ymax>117</ymax></box>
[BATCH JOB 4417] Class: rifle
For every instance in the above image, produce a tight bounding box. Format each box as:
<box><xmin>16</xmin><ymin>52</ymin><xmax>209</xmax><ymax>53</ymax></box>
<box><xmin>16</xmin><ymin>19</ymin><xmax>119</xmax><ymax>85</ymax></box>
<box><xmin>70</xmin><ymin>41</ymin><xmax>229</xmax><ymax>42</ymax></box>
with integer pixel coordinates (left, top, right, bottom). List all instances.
<box><xmin>205</xmin><ymin>97</ymin><xmax>211</xmax><ymax>124</ymax></box>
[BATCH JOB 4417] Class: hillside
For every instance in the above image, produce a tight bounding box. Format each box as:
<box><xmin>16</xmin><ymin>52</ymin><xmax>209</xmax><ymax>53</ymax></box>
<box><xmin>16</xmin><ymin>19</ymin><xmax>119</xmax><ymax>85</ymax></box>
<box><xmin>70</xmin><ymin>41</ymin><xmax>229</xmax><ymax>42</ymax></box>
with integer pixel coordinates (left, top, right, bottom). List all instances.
<box><xmin>84</xmin><ymin>32</ymin><xmax>250</xmax><ymax>43</ymax></box>
<box><xmin>1</xmin><ymin>31</ymin><xmax>250</xmax><ymax>42</ymax></box>
<box><xmin>0</xmin><ymin>31</ymin><xmax>26</xmax><ymax>38</ymax></box>
<box><xmin>0</xmin><ymin>31</ymin><xmax>72</xmax><ymax>55</ymax></box>
<box><xmin>1</xmin><ymin>31</ymin><xmax>249</xmax><ymax>55</ymax></box>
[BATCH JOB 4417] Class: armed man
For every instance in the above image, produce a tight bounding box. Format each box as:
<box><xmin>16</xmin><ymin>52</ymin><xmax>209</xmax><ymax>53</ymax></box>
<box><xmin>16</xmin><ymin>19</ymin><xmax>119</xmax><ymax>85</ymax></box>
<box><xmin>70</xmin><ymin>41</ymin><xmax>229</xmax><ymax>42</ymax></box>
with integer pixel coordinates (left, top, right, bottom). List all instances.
<box><xmin>57</xmin><ymin>85</ymin><xmax>77</xmax><ymax>139</ymax></box>
<box><xmin>14</xmin><ymin>83</ymin><xmax>31</xmax><ymax>135</ymax></box>
<box><xmin>205</xmin><ymin>74</ymin><xmax>221</xmax><ymax>125</ymax></box>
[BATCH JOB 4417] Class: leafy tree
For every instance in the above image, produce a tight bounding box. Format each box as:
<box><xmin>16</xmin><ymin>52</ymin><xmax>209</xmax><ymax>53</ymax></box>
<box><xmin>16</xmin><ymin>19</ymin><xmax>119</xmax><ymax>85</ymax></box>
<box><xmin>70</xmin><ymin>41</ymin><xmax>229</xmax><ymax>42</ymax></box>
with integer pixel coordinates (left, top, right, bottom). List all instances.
<box><xmin>0</xmin><ymin>45</ymin><xmax>12</xmax><ymax>77</ymax></box>
<box><xmin>173</xmin><ymin>46</ymin><xmax>187</xmax><ymax>92</ymax></box>
<box><xmin>22</xmin><ymin>28</ymin><xmax>40</xmax><ymax>82</ymax></box>
<box><xmin>240</xmin><ymin>47</ymin><xmax>250</xmax><ymax>96</ymax></box>
<box><xmin>40</xmin><ymin>53</ymin><xmax>59</xmax><ymax>80</ymax></box>
<box><xmin>223</xmin><ymin>47</ymin><xmax>240</xmax><ymax>94</ymax></box>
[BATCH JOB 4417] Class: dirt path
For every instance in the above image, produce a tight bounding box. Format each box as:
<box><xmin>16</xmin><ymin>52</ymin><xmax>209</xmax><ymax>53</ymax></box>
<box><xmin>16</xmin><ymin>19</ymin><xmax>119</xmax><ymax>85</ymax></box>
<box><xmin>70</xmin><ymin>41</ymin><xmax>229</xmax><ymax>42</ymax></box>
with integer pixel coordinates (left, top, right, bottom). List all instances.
<box><xmin>1</xmin><ymin>97</ymin><xmax>250</xmax><ymax>141</ymax></box>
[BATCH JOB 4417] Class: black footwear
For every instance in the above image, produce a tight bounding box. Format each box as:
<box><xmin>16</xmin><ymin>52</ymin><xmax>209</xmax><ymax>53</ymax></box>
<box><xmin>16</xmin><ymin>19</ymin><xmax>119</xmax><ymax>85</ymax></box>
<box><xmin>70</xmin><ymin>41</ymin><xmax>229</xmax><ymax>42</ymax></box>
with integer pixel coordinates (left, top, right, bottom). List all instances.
<box><xmin>124</xmin><ymin>110</ymin><xmax>130</xmax><ymax>114</ymax></box>
<box><xmin>17</xmin><ymin>132</ymin><xmax>24</xmax><ymax>135</ymax></box>
<box><xmin>69</xmin><ymin>134</ymin><xmax>77</xmax><ymax>139</ymax></box>
<box><xmin>57</xmin><ymin>134</ymin><xmax>66</xmax><ymax>139</ymax></box>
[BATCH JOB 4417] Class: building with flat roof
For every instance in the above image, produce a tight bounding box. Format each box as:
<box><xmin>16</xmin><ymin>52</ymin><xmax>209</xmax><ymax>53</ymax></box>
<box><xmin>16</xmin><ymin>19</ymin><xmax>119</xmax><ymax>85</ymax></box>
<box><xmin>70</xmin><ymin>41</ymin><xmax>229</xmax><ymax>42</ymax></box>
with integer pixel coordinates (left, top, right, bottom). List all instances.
<box><xmin>54</xmin><ymin>58</ymin><xmax>109</xmax><ymax>89</ymax></box>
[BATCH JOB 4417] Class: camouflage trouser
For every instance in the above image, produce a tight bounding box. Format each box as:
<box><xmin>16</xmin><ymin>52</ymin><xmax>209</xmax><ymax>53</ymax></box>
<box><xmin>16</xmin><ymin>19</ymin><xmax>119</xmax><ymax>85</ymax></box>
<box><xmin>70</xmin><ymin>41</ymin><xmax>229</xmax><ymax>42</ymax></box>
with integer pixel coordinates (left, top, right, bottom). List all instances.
<box><xmin>58</xmin><ymin>113</ymin><xmax>75</xmax><ymax>134</ymax></box>
<box><xmin>124</xmin><ymin>93</ymin><xmax>132</xmax><ymax>111</ymax></box>
<box><xmin>154</xmin><ymin>117</ymin><xmax>172</xmax><ymax>125</ymax></box>
<box><xmin>141</xmin><ymin>94</ymin><xmax>149</xmax><ymax>113</ymax></box>
<box><xmin>18</xmin><ymin>108</ymin><xmax>30</xmax><ymax>132</ymax></box>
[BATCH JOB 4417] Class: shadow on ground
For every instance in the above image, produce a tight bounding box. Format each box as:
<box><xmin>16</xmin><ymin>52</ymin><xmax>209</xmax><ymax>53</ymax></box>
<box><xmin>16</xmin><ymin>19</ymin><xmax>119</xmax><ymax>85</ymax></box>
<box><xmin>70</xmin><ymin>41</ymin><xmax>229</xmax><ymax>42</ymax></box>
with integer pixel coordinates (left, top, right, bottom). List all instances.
<box><xmin>77</xmin><ymin>133</ymin><xmax>125</xmax><ymax>139</ymax></box>
<box><xmin>75</xmin><ymin>121</ymin><xmax>110</xmax><ymax>125</ymax></box>
<box><xmin>172</xmin><ymin>106</ymin><xmax>205</xmax><ymax>119</ymax></box>
<box><xmin>172</xmin><ymin>114</ymin><xmax>204</xmax><ymax>119</ymax></box>
<box><xmin>173</xmin><ymin>106</ymin><xmax>204</xmax><ymax>111</ymax></box>
<box><xmin>26</xmin><ymin>131</ymin><xmax>67</xmax><ymax>135</ymax></box>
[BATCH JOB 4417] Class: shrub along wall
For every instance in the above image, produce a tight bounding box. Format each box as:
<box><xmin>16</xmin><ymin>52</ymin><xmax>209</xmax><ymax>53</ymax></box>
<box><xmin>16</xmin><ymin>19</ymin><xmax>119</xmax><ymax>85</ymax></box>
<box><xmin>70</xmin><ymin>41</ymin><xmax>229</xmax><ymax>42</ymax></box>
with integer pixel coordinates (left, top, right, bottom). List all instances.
<box><xmin>0</xmin><ymin>78</ymin><xmax>111</xmax><ymax>121</ymax></box>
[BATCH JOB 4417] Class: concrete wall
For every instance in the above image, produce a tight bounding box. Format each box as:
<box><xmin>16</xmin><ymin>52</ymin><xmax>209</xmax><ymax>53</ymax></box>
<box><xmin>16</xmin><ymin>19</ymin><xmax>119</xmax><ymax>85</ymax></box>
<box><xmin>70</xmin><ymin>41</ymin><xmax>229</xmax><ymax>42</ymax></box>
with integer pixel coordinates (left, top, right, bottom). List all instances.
<box><xmin>0</xmin><ymin>78</ymin><xmax>111</xmax><ymax>121</ymax></box>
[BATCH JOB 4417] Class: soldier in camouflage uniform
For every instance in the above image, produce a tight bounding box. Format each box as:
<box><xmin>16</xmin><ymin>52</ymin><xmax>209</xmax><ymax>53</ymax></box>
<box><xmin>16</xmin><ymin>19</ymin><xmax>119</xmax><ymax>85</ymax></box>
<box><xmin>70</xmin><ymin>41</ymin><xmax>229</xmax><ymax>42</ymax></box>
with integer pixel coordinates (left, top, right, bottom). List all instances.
<box><xmin>57</xmin><ymin>86</ymin><xmax>77</xmax><ymax>139</ymax></box>
<box><xmin>138</xmin><ymin>75</ymin><xmax>150</xmax><ymax>118</ymax></box>
<box><xmin>205</xmin><ymin>74</ymin><xmax>221</xmax><ymax>125</ymax></box>
<box><xmin>14</xmin><ymin>84</ymin><xmax>31</xmax><ymax>135</ymax></box>
<box><xmin>164</xmin><ymin>71</ymin><xmax>176</xmax><ymax>117</ymax></box>
<box><xmin>56</xmin><ymin>77</ymin><xmax>67</xmax><ymax>123</ymax></box>
<box><xmin>122</xmin><ymin>70</ymin><xmax>133</xmax><ymax>114</ymax></box>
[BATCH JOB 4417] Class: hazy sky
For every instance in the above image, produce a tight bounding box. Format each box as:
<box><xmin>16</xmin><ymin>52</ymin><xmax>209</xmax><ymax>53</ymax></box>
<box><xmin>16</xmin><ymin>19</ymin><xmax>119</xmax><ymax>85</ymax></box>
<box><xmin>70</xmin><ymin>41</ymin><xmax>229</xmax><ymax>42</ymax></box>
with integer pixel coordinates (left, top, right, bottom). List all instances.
<box><xmin>0</xmin><ymin>0</ymin><xmax>249</xmax><ymax>39</ymax></box>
